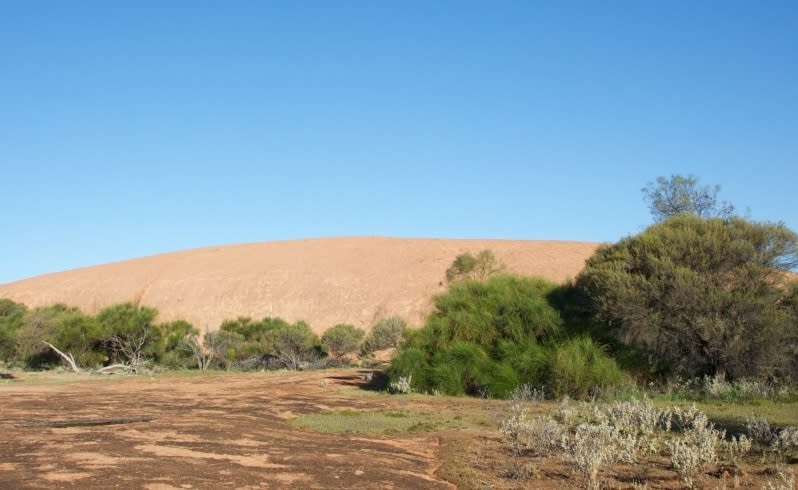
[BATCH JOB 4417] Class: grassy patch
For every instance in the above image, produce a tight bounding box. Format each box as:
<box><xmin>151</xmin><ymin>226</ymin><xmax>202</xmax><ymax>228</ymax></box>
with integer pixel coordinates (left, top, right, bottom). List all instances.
<box><xmin>291</xmin><ymin>408</ymin><xmax>463</xmax><ymax>434</ymax></box>
<box><xmin>650</xmin><ymin>399</ymin><xmax>798</xmax><ymax>431</ymax></box>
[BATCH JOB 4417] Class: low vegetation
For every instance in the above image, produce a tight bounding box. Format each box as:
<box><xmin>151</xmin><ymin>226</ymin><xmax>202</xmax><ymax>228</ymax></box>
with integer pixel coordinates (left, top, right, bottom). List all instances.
<box><xmin>496</xmin><ymin>396</ymin><xmax>798</xmax><ymax>489</ymax></box>
<box><xmin>0</xmin><ymin>300</ymin><xmax>396</xmax><ymax>373</ymax></box>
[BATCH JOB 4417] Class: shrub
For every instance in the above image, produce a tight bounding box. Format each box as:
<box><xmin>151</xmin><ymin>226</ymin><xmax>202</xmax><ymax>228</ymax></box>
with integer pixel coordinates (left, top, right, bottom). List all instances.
<box><xmin>665</xmin><ymin>410</ymin><xmax>724</xmax><ymax>488</ymax></box>
<box><xmin>151</xmin><ymin>320</ymin><xmax>197</xmax><ymax>367</ymax></box>
<box><xmin>746</xmin><ymin>415</ymin><xmax>774</xmax><ymax>445</ymax></box>
<box><xmin>321</xmin><ymin>323</ymin><xmax>365</xmax><ymax>360</ymax></box>
<box><xmin>430</xmin><ymin>341</ymin><xmax>493</xmax><ymax>396</ymax></box>
<box><xmin>270</xmin><ymin>321</ymin><xmax>319</xmax><ymax>369</ymax></box>
<box><xmin>575</xmin><ymin>214</ymin><xmax>798</xmax><ymax>380</ymax></box>
<box><xmin>546</xmin><ymin>337</ymin><xmax>623</xmax><ymax>399</ymax></box>
<box><xmin>564</xmin><ymin>422</ymin><xmax>637</xmax><ymax>490</ymax></box>
<box><xmin>362</xmin><ymin>316</ymin><xmax>405</xmax><ymax>354</ymax></box>
<box><xmin>499</xmin><ymin>404</ymin><xmax>565</xmax><ymax>457</ymax></box>
<box><xmin>0</xmin><ymin>299</ymin><xmax>26</xmax><ymax>362</ymax></box>
<box><xmin>389</xmin><ymin>275</ymin><xmax>623</xmax><ymax>399</ymax></box>
<box><xmin>445</xmin><ymin>249</ymin><xmax>505</xmax><ymax>283</ymax></box>
<box><xmin>16</xmin><ymin>304</ymin><xmax>104</xmax><ymax>369</ymax></box>
<box><xmin>771</xmin><ymin>426</ymin><xmax>798</xmax><ymax>461</ymax></box>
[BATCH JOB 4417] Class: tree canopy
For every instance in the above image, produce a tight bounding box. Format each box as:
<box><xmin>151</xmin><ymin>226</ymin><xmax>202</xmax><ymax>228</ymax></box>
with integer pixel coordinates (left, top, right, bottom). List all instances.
<box><xmin>642</xmin><ymin>174</ymin><xmax>735</xmax><ymax>222</ymax></box>
<box><xmin>445</xmin><ymin>249</ymin><xmax>505</xmax><ymax>283</ymax></box>
<box><xmin>575</xmin><ymin>214</ymin><xmax>798</xmax><ymax>379</ymax></box>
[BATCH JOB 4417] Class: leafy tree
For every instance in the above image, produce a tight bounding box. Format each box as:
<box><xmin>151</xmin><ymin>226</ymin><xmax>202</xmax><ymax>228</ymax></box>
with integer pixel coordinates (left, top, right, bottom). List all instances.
<box><xmin>321</xmin><ymin>323</ymin><xmax>365</xmax><ymax>360</ymax></box>
<box><xmin>362</xmin><ymin>316</ymin><xmax>407</xmax><ymax>354</ymax></box>
<box><xmin>96</xmin><ymin>303</ymin><xmax>158</xmax><ymax>371</ymax></box>
<box><xmin>642</xmin><ymin>174</ymin><xmax>735</xmax><ymax>222</ymax></box>
<box><xmin>445</xmin><ymin>249</ymin><xmax>505</xmax><ymax>283</ymax></box>
<box><xmin>575</xmin><ymin>214</ymin><xmax>798</xmax><ymax>380</ymax></box>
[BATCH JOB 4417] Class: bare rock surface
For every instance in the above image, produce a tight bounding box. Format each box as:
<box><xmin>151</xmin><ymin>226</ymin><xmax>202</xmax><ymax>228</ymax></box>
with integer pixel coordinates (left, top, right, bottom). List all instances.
<box><xmin>0</xmin><ymin>237</ymin><xmax>598</xmax><ymax>332</ymax></box>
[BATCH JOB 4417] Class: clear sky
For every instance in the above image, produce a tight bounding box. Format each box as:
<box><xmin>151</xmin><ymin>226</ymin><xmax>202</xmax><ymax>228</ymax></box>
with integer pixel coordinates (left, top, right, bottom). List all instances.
<box><xmin>1</xmin><ymin>1</ymin><xmax>796</xmax><ymax>284</ymax></box>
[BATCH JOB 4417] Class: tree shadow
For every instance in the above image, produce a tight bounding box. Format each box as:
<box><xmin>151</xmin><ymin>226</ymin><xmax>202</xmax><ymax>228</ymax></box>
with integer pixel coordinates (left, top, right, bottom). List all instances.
<box><xmin>325</xmin><ymin>369</ymin><xmax>388</xmax><ymax>391</ymax></box>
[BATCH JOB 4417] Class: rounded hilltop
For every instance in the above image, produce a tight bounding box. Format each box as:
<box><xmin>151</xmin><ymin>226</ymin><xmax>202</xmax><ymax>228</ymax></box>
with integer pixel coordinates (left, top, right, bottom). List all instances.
<box><xmin>0</xmin><ymin>237</ymin><xmax>598</xmax><ymax>333</ymax></box>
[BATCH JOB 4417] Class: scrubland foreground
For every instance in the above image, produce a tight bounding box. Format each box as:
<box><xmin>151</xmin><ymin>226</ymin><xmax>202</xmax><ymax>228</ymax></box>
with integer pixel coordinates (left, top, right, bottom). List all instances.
<box><xmin>2</xmin><ymin>370</ymin><xmax>797</xmax><ymax>489</ymax></box>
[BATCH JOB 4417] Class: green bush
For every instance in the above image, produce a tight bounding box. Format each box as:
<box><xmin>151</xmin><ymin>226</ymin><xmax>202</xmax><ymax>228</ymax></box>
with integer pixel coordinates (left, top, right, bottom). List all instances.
<box><xmin>153</xmin><ymin>320</ymin><xmax>197</xmax><ymax>368</ymax></box>
<box><xmin>321</xmin><ymin>323</ymin><xmax>365</xmax><ymax>360</ymax></box>
<box><xmin>0</xmin><ymin>299</ymin><xmax>26</xmax><ymax>362</ymax></box>
<box><xmin>362</xmin><ymin>316</ymin><xmax>406</xmax><ymax>354</ymax></box>
<box><xmin>430</xmin><ymin>341</ymin><xmax>493</xmax><ymax>396</ymax></box>
<box><xmin>445</xmin><ymin>249</ymin><xmax>505</xmax><ymax>283</ymax></box>
<box><xmin>545</xmin><ymin>336</ymin><xmax>623</xmax><ymax>399</ymax></box>
<box><xmin>16</xmin><ymin>304</ymin><xmax>104</xmax><ymax>369</ymax></box>
<box><xmin>270</xmin><ymin>321</ymin><xmax>320</xmax><ymax>369</ymax></box>
<box><xmin>388</xmin><ymin>275</ymin><xmax>622</xmax><ymax>399</ymax></box>
<box><xmin>575</xmin><ymin>214</ymin><xmax>798</xmax><ymax>380</ymax></box>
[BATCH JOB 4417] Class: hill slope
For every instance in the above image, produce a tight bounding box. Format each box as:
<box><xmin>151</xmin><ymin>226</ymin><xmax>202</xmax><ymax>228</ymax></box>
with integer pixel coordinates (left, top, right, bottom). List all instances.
<box><xmin>0</xmin><ymin>237</ymin><xmax>598</xmax><ymax>333</ymax></box>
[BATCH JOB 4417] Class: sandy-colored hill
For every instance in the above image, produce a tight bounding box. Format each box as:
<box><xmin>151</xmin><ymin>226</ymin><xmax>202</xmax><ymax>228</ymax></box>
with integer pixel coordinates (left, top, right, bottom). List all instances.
<box><xmin>0</xmin><ymin>237</ymin><xmax>599</xmax><ymax>333</ymax></box>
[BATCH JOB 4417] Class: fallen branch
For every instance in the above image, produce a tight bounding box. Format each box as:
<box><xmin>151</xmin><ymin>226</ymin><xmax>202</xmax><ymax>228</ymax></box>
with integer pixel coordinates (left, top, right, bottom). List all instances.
<box><xmin>96</xmin><ymin>364</ymin><xmax>135</xmax><ymax>375</ymax></box>
<box><xmin>43</xmin><ymin>342</ymin><xmax>81</xmax><ymax>373</ymax></box>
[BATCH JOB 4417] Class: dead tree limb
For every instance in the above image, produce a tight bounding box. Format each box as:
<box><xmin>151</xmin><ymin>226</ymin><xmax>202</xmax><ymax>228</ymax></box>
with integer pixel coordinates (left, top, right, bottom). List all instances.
<box><xmin>43</xmin><ymin>341</ymin><xmax>81</xmax><ymax>373</ymax></box>
<box><xmin>96</xmin><ymin>364</ymin><xmax>135</xmax><ymax>375</ymax></box>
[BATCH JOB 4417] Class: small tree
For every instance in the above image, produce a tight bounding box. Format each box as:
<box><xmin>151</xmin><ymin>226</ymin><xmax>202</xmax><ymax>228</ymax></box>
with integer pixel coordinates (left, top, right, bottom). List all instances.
<box><xmin>322</xmin><ymin>323</ymin><xmax>365</xmax><ymax>360</ymax></box>
<box><xmin>271</xmin><ymin>321</ymin><xmax>319</xmax><ymax>369</ymax></box>
<box><xmin>96</xmin><ymin>303</ymin><xmax>158</xmax><ymax>372</ymax></box>
<box><xmin>446</xmin><ymin>250</ymin><xmax>505</xmax><ymax>283</ymax></box>
<box><xmin>575</xmin><ymin>214</ymin><xmax>798</xmax><ymax>379</ymax></box>
<box><xmin>642</xmin><ymin>174</ymin><xmax>735</xmax><ymax>222</ymax></box>
<box><xmin>362</xmin><ymin>316</ymin><xmax>406</xmax><ymax>354</ymax></box>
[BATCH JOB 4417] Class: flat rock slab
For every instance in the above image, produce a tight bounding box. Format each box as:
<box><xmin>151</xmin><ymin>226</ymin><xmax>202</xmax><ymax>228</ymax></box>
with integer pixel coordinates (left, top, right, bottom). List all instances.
<box><xmin>0</xmin><ymin>370</ymin><xmax>456</xmax><ymax>489</ymax></box>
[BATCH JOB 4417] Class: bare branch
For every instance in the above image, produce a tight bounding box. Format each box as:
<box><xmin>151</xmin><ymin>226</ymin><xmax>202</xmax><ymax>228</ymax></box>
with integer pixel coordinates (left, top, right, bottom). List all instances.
<box><xmin>43</xmin><ymin>341</ymin><xmax>81</xmax><ymax>373</ymax></box>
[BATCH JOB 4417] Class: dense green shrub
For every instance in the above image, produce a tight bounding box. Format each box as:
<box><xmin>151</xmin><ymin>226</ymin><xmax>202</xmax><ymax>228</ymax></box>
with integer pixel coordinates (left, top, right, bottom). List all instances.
<box><xmin>388</xmin><ymin>275</ymin><xmax>622</xmax><ymax>398</ymax></box>
<box><xmin>0</xmin><ymin>299</ymin><xmax>26</xmax><ymax>362</ymax></box>
<box><xmin>545</xmin><ymin>336</ymin><xmax>623</xmax><ymax>399</ymax></box>
<box><xmin>154</xmin><ymin>320</ymin><xmax>198</xmax><ymax>368</ymax></box>
<box><xmin>575</xmin><ymin>214</ymin><xmax>798</xmax><ymax>380</ymax></box>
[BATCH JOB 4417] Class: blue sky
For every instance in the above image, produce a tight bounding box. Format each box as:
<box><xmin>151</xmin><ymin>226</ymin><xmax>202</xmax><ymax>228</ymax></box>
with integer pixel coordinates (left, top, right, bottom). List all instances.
<box><xmin>1</xmin><ymin>1</ymin><xmax>796</xmax><ymax>284</ymax></box>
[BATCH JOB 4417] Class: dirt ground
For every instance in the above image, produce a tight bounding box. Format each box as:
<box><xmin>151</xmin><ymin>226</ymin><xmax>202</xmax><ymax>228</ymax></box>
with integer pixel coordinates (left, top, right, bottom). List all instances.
<box><xmin>2</xmin><ymin>370</ymin><xmax>795</xmax><ymax>490</ymax></box>
<box><xmin>0</xmin><ymin>369</ymin><xmax>473</xmax><ymax>489</ymax></box>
